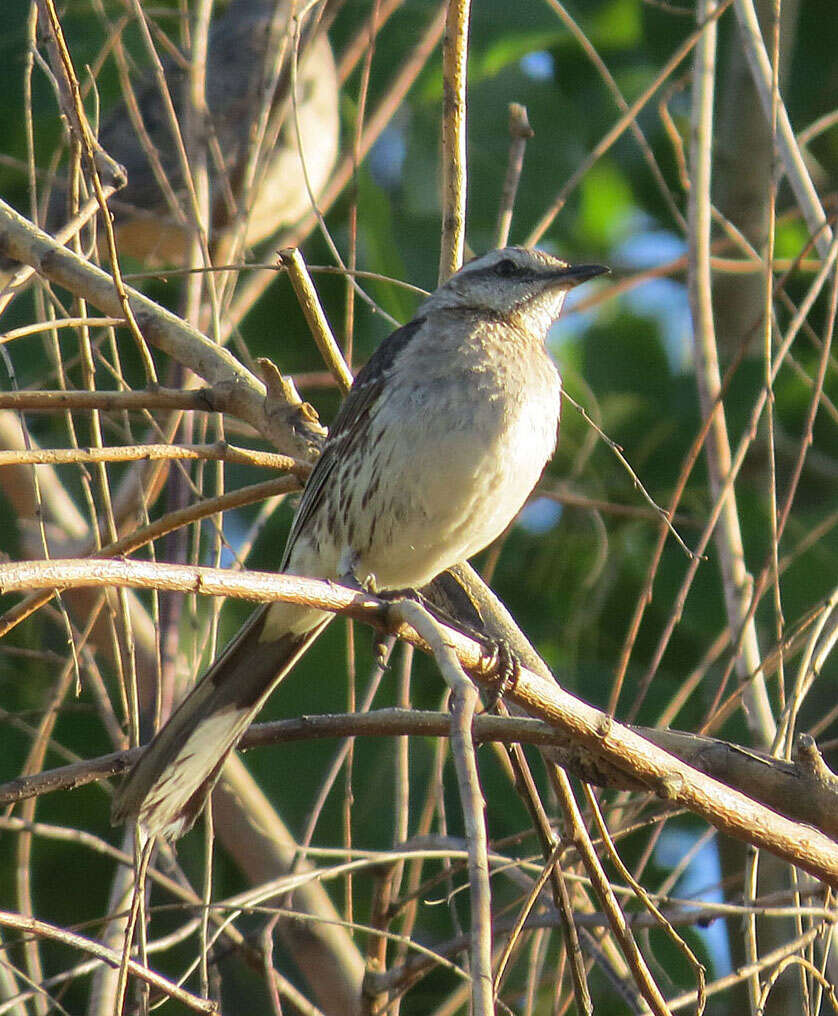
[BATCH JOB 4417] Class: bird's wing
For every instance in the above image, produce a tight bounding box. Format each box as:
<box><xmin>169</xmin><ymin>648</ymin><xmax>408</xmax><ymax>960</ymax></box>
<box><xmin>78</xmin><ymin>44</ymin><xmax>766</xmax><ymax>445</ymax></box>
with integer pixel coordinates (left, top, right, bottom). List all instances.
<box><xmin>281</xmin><ymin>316</ymin><xmax>425</xmax><ymax>569</ymax></box>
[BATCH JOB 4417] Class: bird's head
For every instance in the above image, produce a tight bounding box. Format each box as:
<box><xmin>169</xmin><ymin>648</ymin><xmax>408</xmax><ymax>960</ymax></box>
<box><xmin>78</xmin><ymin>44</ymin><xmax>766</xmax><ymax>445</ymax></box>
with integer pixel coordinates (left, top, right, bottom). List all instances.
<box><xmin>425</xmin><ymin>247</ymin><xmax>608</xmax><ymax>335</ymax></box>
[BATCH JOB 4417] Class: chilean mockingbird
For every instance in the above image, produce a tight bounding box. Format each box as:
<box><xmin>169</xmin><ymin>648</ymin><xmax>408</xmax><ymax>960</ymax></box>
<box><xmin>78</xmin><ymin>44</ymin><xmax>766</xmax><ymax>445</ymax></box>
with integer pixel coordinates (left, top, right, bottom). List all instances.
<box><xmin>112</xmin><ymin>246</ymin><xmax>608</xmax><ymax>839</ymax></box>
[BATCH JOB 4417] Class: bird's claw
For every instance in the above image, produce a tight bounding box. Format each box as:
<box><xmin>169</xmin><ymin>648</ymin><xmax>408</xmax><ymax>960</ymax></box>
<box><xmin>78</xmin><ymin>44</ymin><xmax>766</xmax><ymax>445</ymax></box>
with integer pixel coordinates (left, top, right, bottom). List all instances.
<box><xmin>338</xmin><ymin>569</ymin><xmax>378</xmax><ymax>595</ymax></box>
<box><xmin>484</xmin><ymin>638</ymin><xmax>520</xmax><ymax>711</ymax></box>
<box><xmin>372</xmin><ymin>633</ymin><xmax>391</xmax><ymax>670</ymax></box>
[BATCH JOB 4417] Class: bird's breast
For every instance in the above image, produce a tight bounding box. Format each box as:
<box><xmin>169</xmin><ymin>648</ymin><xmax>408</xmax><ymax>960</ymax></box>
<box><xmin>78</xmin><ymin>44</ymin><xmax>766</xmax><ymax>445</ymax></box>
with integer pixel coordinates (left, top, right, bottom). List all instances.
<box><xmin>345</xmin><ymin>348</ymin><xmax>561</xmax><ymax>589</ymax></box>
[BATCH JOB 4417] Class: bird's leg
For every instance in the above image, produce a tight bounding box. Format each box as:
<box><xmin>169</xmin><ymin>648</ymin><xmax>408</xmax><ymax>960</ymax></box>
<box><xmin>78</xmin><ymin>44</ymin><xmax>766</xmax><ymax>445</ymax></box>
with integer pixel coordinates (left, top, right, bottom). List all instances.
<box><xmin>338</xmin><ymin>569</ymin><xmax>392</xmax><ymax>668</ymax></box>
<box><xmin>343</xmin><ymin>569</ymin><xmax>522</xmax><ymax>704</ymax></box>
<box><xmin>377</xmin><ymin>586</ymin><xmax>459</xmax><ymax>629</ymax></box>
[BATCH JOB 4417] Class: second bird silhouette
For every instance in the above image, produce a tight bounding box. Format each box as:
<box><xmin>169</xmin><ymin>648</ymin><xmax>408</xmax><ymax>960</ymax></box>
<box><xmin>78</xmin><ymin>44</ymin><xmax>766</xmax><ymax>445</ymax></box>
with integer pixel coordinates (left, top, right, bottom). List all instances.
<box><xmin>58</xmin><ymin>0</ymin><xmax>339</xmax><ymax>265</ymax></box>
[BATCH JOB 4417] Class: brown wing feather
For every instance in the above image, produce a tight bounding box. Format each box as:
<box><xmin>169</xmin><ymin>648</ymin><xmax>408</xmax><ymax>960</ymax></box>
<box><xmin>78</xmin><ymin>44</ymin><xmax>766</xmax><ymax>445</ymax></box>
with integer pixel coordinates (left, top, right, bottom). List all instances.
<box><xmin>281</xmin><ymin>316</ymin><xmax>425</xmax><ymax>568</ymax></box>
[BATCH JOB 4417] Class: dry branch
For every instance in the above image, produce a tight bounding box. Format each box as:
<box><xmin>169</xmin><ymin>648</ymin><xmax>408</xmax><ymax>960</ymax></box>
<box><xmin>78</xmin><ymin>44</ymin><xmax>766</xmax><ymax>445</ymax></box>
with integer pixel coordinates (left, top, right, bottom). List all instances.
<box><xmin>4</xmin><ymin>710</ymin><xmax>837</xmax><ymax>847</ymax></box>
<box><xmin>0</xmin><ymin>556</ymin><xmax>836</xmax><ymax>887</ymax></box>
<box><xmin>0</xmin><ymin>911</ymin><xmax>216</xmax><ymax>1013</ymax></box>
<box><xmin>0</xmin><ymin>198</ymin><xmax>325</xmax><ymax>460</ymax></box>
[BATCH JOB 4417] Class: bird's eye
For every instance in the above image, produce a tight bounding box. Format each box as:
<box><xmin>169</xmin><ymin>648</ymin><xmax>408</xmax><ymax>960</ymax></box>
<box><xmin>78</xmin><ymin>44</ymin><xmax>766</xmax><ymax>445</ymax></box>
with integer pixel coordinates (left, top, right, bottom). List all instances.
<box><xmin>494</xmin><ymin>258</ymin><xmax>517</xmax><ymax>277</ymax></box>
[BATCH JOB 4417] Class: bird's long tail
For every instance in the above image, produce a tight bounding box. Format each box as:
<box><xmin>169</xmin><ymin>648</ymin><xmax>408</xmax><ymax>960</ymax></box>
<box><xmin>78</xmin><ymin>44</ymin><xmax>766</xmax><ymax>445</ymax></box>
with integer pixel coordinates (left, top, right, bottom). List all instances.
<box><xmin>111</xmin><ymin>601</ymin><xmax>331</xmax><ymax>840</ymax></box>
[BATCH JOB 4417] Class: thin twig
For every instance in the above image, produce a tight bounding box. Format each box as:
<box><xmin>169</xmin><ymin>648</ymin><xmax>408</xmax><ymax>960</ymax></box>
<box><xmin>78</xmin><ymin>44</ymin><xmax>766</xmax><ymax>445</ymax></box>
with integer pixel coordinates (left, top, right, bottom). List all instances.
<box><xmin>391</xmin><ymin>599</ymin><xmax>493</xmax><ymax>1016</ymax></box>
<box><xmin>279</xmin><ymin>247</ymin><xmax>353</xmax><ymax>394</ymax></box>
<box><xmin>687</xmin><ymin>0</ymin><xmax>775</xmax><ymax>746</ymax></box>
<box><xmin>494</xmin><ymin>104</ymin><xmax>533</xmax><ymax>249</ymax></box>
<box><xmin>0</xmin><ymin>474</ymin><xmax>303</xmax><ymax>640</ymax></box>
<box><xmin>0</xmin><ymin>197</ymin><xmax>326</xmax><ymax>459</ymax></box>
<box><xmin>561</xmin><ymin>389</ymin><xmax>697</xmax><ymax>558</ymax></box>
<box><xmin>38</xmin><ymin>0</ymin><xmax>158</xmax><ymax>384</ymax></box>
<box><xmin>544</xmin><ymin>0</ymin><xmax>686</xmax><ymax>233</ymax></box>
<box><xmin>525</xmin><ymin>0</ymin><xmax>736</xmax><ymax>245</ymax></box>
<box><xmin>732</xmin><ymin>0</ymin><xmax>833</xmax><ymax>259</ymax></box>
<box><xmin>495</xmin><ymin>716</ymin><xmax>592</xmax><ymax>1015</ymax></box>
<box><xmin>438</xmin><ymin>0</ymin><xmax>470</xmax><ymax>282</ymax></box>
<box><xmin>549</xmin><ymin>766</ymin><xmax>673</xmax><ymax>1016</ymax></box>
<box><xmin>222</xmin><ymin>2</ymin><xmax>447</xmax><ymax>332</ymax></box>
<box><xmin>582</xmin><ymin>784</ymin><xmax>707</xmax><ymax>1013</ymax></box>
<box><xmin>0</xmin><ymin>441</ymin><xmax>299</xmax><ymax>472</ymax></box>
<box><xmin>0</xmin><ymin>911</ymin><xmax>216</xmax><ymax>1013</ymax></box>
<box><xmin>0</xmin><ymin>387</ymin><xmax>219</xmax><ymax>412</ymax></box>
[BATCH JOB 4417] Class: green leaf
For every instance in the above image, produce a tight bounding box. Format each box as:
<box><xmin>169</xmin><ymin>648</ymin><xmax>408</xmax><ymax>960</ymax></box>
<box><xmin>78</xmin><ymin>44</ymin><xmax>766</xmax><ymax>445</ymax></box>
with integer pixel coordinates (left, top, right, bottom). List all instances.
<box><xmin>775</xmin><ymin>217</ymin><xmax>811</xmax><ymax>260</ymax></box>
<box><xmin>578</xmin><ymin>160</ymin><xmax>634</xmax><ymax>245</ymax></box>
<box><xmin>590</xmin><ymin>0</ymin><xmax>643</xmax><ymax>49</ymax></box>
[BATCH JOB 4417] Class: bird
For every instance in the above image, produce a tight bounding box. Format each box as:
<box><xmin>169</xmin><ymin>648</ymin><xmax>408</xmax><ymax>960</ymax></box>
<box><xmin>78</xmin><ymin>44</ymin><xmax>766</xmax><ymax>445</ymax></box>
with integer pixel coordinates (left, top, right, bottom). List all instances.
<box><xmin>0</xmin><ymin>0</ymin><xmax>338</xmax><ymax>280</ymax></box>
<box><xmin>111</xmin><ymin>246</ymin><xmax>608</xmax><ymax>840</ymax></box>
<box><xmin>98</xmin><ymin>0</ymin><xmax>338</xmax><ymax>264</ymax></box>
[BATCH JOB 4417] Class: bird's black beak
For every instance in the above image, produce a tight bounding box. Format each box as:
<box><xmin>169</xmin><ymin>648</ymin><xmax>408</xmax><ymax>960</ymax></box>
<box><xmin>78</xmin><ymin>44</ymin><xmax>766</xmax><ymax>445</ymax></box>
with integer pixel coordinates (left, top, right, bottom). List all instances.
<box><xmin>556</xmin><ymin>263</ymin><xmax>610</xmax><ymax>287</ymax></box>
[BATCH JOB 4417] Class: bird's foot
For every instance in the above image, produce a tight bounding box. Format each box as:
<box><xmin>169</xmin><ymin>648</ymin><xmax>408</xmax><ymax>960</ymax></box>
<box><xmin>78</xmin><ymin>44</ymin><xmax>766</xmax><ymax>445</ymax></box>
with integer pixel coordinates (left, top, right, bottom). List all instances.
<box><xmin>483</xmin><ymin>638</ymin><xmax>521</xmax><ymax>712</ymax></box>
<box><xmin>336</xmin><ymin>570</ymin><xmax>389</xmax><ymax>666</ymax></box>
<box><xmin>372</xmin><ymin>633</ymin><xmax>392</xmax><ymax>669</ymax></box>
<box><xmin>337</xmin><ymin>568</ymin><xmax>379</xmax><ymax>594</ymax></box>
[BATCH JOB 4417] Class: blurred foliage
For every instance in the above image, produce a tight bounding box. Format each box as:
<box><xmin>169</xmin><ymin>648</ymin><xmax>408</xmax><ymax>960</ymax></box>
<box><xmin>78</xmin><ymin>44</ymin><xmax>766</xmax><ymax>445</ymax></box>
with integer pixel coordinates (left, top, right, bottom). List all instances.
<box><xmin>0</xmin><ymin>0</ymin><xmax>836</xmax><ymax>1013</ymax></box>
